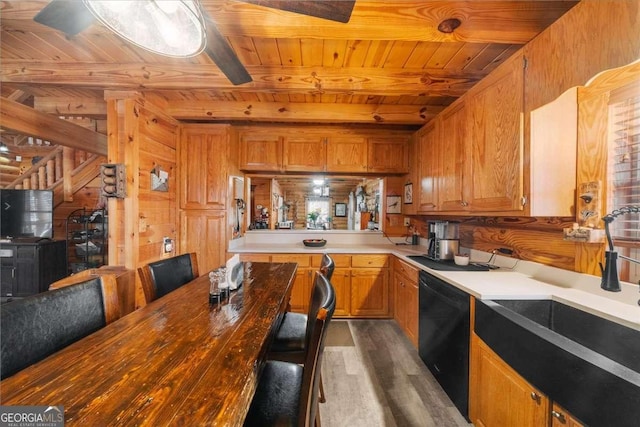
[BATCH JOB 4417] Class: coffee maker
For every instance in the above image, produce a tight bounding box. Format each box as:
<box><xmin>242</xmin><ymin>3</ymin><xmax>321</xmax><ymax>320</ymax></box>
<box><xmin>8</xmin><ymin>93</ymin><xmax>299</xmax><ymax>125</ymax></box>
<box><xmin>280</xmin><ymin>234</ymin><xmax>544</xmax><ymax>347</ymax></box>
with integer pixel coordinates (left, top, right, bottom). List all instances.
<box><xmin>427</xmin><ymin>221</ymin><xmax>460</xmax><ymax>260</ymax></box>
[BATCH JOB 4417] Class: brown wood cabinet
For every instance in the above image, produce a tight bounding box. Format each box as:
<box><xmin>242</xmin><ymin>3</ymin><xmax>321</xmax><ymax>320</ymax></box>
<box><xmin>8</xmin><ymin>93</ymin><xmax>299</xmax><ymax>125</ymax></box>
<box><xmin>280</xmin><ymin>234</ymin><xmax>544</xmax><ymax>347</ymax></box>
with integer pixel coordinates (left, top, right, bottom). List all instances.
<box><xmin>367</xmin><ymin>137</ymin><xmax>409</xmax><ymax>173</ymax></box>
<box><xmin>180</xmin><ymin>126</ymin><xmax>231</xmax><ymax>210</ymax></box>
<box><xmin>283</xmin><ymin>135</ymin><xmax>326</xmax><ymax>172</ymax></box>
<box><xmin>237</xmin><ymin>126</ymin><xmax>411</xmax><ymax>174</ymax></box>
<box><xmin>271</xmin><ymin>254</ymin><xmax>313</xmax><ymax>312</ymax></box>
<box><xmin>179</xmin><ymin>124</ymin><xmax>237</xmax><ymax>274</ymax></box>
<box><xmin>392</xmin><ymin>256</ymin><xmax>418</xmax><ymax>347</ymax></box>
<box><xmin>417</xmin><ymin>121</ymin><xmax>439</xmax><ymax>213</ymax></box>
<box><xmin>326</xmin><ymin>136</ymin><xmax>368</xmax><ymax>173</ymax></box>
<box><xmin>467</xmin><ymin>52</ymin><xmax>525</xmax><ymax>213</ymax></box>
<box><xmin>238</xmin><ymin>252</ymin><xmax>391</xmax><ymax>318</ymax></box>
<box><xmin>470</xmin><ymin>333</ymin><xmax>550</xmax><ymax>427</ymax></box>
<box><xmin>350</xmin><ymin>254</ymin><xmax>390</xmax><ymax>317</ymax></box>
<box><xmin>239</xmin><ymin>133</ymin><xmax>283</xmax><ymax>172</ymax></box>
<box><xmin>438</xmin><ymin>101</ymin><xmax>469</xmax><ymax>212</ymax></box>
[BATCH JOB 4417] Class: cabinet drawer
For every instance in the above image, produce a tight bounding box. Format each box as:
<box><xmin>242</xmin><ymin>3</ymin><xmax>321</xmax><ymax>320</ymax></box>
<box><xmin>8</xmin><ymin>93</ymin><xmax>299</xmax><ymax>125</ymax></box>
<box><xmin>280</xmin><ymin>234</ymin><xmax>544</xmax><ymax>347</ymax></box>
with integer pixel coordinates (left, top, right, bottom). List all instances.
<box><xmin>271</xmin><ymin>254</ymin><xmax>311</xmax><ymax>267</ymax></box>
<box><xmin>311</xmin><ymin>254</ymin><xmax>351</xmax><ymax>268</ymax></box>
<box><xmin>352</xmin><ymin>254</ymin><xmax>388</xmax><ymax>268</ymax></box>
<box><xmin>393</xmin><ymin>257</ymin><xmax>418</xmax><ymax>280</ymax></box>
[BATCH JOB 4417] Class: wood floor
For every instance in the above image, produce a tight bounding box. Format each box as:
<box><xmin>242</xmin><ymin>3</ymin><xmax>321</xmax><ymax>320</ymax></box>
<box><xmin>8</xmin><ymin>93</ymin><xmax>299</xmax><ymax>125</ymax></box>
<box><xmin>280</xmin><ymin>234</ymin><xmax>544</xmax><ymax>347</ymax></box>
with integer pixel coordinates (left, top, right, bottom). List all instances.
<box><xmin>319</xmin><ymin>319</ymin><xmax>471</xmax><ymax>427</ymax></box>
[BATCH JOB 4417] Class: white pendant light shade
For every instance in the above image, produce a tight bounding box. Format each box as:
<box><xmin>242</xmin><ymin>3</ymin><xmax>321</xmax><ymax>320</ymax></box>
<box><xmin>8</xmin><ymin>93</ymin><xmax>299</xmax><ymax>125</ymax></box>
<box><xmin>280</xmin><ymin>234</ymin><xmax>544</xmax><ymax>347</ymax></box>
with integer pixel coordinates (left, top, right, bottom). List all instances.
<box><xmin>83</xmin><ymin>1</ymin><xmax>206</xmax><ymax>58</ymax></box>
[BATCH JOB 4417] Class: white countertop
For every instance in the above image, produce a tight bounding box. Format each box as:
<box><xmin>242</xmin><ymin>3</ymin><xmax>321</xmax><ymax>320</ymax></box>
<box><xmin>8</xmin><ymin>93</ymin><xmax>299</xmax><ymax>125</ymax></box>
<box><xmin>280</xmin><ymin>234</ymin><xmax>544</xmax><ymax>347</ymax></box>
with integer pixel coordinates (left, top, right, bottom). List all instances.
<box><xmin>231</xmin><ymin>232</ymin><xmax>640</xmax><ymax>331</ymax></box>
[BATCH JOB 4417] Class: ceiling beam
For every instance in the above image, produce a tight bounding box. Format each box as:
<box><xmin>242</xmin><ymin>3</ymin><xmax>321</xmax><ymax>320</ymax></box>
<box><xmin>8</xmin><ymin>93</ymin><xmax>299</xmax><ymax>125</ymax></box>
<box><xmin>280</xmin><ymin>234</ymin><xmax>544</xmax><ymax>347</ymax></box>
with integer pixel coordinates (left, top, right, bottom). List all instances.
<box><xmin>166</xmin><ymin>101</ymin><xmax>443</xmax><ymax>125</ymax></box>
<box><xmin>0</xmin><ymin>97</ymin><xmax>107</xmax><ymax>155</ymax></box>
<box><xmin>33</xmin><ymin>96</ymin><xmax>107</xmax><ymax>118</ymax></box>
<box><xmin>1</xmin><ymin>61</ymin><xmax>482</xmax><ymax>97</ymax></box>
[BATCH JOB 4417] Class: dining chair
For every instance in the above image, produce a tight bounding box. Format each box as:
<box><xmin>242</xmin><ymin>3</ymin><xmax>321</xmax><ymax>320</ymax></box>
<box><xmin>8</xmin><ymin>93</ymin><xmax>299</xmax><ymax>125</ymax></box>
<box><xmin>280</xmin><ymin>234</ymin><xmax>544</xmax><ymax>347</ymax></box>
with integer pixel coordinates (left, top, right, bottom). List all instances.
<box><xmin>137</xmin><ymin>252</ymin><xmax>199</xmax><ymax>303</ymax></box>
<box><xmin>0</xmin><ymin>274</ymin><xmax>120</xmax><ymax>380</ymax></box>
<box><xmin>244</xmin><ymin>271</ymin><xmax>336</xmax><ymax>426</ymax></box>
<box><xmin>267</xmin><ymin>253</ymin><xmax>335</xmax><ymax>402</ymax></box>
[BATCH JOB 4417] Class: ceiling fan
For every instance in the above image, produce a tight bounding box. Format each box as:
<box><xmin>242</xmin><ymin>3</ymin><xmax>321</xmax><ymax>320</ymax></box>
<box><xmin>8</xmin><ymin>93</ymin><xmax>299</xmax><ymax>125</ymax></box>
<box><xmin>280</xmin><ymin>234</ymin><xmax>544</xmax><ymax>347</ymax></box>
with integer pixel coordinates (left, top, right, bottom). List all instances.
<box><xmin>32</xmin><ymin>0</ymin><xmax>356</xmax><ymax>86</ymax></box>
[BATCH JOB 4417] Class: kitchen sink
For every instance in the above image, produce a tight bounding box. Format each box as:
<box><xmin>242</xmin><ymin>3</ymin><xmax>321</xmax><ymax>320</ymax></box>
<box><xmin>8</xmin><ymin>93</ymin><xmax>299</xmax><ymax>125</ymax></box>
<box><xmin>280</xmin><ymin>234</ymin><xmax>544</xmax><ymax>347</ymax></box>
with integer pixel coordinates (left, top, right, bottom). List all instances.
<box><xmin>475</xmin><ymin>299</ymin><xmax>640</xmax><ymax>427</ymax></box>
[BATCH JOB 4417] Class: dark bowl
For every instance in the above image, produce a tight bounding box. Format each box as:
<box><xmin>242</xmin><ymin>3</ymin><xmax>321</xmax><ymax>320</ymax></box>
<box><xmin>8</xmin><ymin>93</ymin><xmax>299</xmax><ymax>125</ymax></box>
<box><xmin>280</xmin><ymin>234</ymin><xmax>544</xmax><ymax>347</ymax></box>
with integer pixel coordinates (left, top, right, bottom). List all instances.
<box><xmin>303</xmin><ymin>239</ymin><xmax>326</xmax><ymax>247</ymax></box>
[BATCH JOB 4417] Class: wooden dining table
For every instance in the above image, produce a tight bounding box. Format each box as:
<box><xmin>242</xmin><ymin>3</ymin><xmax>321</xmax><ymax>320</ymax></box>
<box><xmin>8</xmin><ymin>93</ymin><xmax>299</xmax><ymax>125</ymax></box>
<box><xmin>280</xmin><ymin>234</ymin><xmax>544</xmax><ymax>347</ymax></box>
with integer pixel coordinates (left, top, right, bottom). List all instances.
<box><xmin>0</xmin><ymin>262</ymin><xmax>297</xmax><ymax>426</ymax></box>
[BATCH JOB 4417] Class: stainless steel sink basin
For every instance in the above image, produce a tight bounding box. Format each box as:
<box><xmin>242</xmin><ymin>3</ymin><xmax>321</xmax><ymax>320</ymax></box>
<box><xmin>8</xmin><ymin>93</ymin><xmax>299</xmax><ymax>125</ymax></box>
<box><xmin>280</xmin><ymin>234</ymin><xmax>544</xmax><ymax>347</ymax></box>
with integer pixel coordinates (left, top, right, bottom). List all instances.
<box><xmin>475</xmin><ymin>299</ymin><xmax>640</xmax><ymax>427</ymax></box>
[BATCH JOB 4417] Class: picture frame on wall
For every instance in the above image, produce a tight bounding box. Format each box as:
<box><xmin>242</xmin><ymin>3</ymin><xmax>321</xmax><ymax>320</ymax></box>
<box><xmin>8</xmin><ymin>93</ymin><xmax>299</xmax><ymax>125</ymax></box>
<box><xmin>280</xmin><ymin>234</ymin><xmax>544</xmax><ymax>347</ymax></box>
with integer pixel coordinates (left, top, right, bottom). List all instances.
<box><xmin>334</xmin><ymin>203</ymin><xmax>347</xmax><ymax>217</ymax></box>
<box><xmin>404</xmin><ymin>183</ymin><xmax>413</xmax><ymax>204</ymax></box>
<box><xmin>387</xmin><ymin>195</ymin><xmax>401</xmax><ymax>214</ymax></box>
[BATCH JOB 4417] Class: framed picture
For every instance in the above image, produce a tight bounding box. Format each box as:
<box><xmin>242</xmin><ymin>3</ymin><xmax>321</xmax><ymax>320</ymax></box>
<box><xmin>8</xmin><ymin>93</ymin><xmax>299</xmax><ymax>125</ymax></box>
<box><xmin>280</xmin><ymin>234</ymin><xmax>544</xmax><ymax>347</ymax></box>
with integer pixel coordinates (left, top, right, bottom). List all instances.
<box><xmin>387</xmin><ymin>195</ymin><xmax>401</xmax><ymax>214</ymax></box>
<box><xmin>334</xmin><ymin>203</ymin><xmax>347</xmax><ymax>217</ymax></box>
<box><xmin>404</xmin><ymin>183</ymin><xmax>413</xmax><ymax>204</ymax></box>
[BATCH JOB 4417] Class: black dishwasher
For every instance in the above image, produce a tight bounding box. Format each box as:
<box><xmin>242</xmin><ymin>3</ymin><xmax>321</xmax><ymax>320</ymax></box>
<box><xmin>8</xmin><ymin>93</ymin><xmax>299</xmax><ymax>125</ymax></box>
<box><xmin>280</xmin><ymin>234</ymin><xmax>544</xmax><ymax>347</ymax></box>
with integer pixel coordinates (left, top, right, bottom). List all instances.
<box><xmin>418</xmin><ymin>271</ymin><xmax>470</xmax><ymax>420</ymax></box>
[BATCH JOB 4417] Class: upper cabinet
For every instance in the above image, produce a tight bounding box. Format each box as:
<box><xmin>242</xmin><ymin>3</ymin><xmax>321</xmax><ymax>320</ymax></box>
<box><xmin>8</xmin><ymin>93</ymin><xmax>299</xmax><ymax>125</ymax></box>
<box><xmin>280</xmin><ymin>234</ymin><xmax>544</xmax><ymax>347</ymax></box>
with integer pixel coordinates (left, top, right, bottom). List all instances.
<box><xmin>283</xmin><ymin>135</ymin><xmax>326</xmax><ymax>172</ymax></box>
<box><xmin>416</xmin><ymin>121</ymin><xmax>439</xmax><ymax>213</ymax></box>
<box><xmin>439</xmin><ymin>101</ymin><xmax>470</xmax><ymax>212</ymax></box>
<box><xmin>367</xmin><ymin>137</ymin><xmax>409</xmax><ymax>173</ymax></box>
<box><xmin>180</xmin><ymin>124</ymin><xmax>233</xmax><ymax>210</ymax></box>
<box><xmin>239</xmin><ymin>133</ymin><xmax>283</xmax><ymax>172</ymax></box>
<box><xmin>467</xmin><ymin>52</ymin><xmax>525</xmax><ymax>213</ymax></box>
<box><xmin>238</xmin><ymin>126</ymin><xmax>411</xmax><ymax>174</ymax></box>
<box><xmin>326</xmin><ymin>136</ymin><xmax>368</xmax><ymax>173</ymax></box>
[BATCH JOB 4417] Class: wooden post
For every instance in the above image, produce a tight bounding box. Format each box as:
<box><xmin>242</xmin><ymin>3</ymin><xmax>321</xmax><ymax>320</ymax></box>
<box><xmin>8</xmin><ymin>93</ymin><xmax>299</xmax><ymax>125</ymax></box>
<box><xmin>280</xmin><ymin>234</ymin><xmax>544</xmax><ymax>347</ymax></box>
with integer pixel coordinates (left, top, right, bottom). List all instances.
<box><xmin>62</xmin><ymin>147</ymin><xmax>74</xmax><ymax>202</ymax></box>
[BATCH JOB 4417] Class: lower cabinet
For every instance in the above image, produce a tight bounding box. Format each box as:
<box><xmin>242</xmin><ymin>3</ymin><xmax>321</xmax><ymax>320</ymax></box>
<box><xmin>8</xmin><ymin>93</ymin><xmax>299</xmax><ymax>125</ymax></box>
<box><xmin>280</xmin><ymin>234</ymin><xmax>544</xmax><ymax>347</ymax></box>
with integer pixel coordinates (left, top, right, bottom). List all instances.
<box><xmin>0</xmin><ymin>240</ymin><xmax>67</xmax><ymax>298</ymax></box>
<box><xmin>393</xmin><ymin>256</ymin><xmax>418</xmax><ymax>347</ymax></box>
<box><xmin>470</xmin><ymin>333</ymin><xmax>549</xmax><ymax>427</ymax></box>
<box><xmin>470</xmin><ymin>333</ymin><xmax>584</xmax><ymax>427</ymax></box>
<box><xmin>238</xmin><ymin>253</ymin><xmax>391</xmax><ymax>318</ymax></box>
<box><xmin>271</xmin><ymin>254</ymin><xmax>313</xmax><ymax>312</ymax></box>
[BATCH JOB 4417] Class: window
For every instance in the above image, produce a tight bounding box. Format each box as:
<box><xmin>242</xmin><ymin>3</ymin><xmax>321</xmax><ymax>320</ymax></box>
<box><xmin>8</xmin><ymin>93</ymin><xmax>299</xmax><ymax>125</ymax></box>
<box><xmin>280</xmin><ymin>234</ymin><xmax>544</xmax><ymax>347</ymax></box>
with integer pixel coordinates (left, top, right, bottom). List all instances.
<box><xmin>607</xmin><ymin>80</ymin><xmax>640</xmax><ymax>283</ymax></box>
<box><xmin>306</xmin><ymin>197</ymin><xmax>332</xmax><ymax>230</ymax></box>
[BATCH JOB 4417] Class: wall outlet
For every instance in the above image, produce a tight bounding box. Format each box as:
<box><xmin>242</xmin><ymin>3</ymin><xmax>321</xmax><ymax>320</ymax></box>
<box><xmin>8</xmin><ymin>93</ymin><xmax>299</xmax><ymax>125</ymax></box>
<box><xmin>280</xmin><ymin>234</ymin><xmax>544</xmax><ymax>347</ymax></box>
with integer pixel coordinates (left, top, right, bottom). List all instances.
<box><xmin>404</xmin><ymin>217</ymin><xmax>411</xmax><ymax>227</ymax></box>
<box><xmin>163</xmin><ymin>237</ymin><xmax>173</xmax><ymax>254</ymax></box>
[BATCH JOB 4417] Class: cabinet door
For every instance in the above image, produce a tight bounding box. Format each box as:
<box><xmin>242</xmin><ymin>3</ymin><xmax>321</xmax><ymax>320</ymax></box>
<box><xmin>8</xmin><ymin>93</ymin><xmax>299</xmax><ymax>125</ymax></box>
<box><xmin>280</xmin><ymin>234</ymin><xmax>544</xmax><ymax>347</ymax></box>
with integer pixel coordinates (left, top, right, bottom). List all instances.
<box><xmin>287</xmin><ymin>268</ymin><xmax>312</xmax><ymax>313</ymax></box>
<box><xmin>470</xmin><ymin>334</ymin><xmax>549</xmax><ymax>427</ymax></box>
<box><xmin>350</xmin><ymin>267</ymin><xmax>390</xmax><ymax>317</ymax></box>
<box><xmin>367</xmin><ymin>137</ymin><xmax>409</xmax><ymax>173</ymax></box>
<box><xmin>180</xmin><ymin>210</ymin><xmax>227</xmax><ymax>274</ymax></box>
<box><xmin>468</xmin><ymin>53</ymin><xmax>525</xmax><ymax>212</ymax></box>
<box><xmin>439</xmin><ymin>101</ymin><xmax>470</xmax><ymax>212</ymax></box>
<box><xmin>15</xmin><ymin>246</ymin><xmax>38</xmax><ymax>296</ymax></box>
<box><xmin>283</xmin><ymin>135</ymin><xmax>326</xmax><ymax>172</ymax></box>
<box><xmin>417</xmin><ymin>121</ymin><xmax>439</xmax><ymax>212</ymax></box>
<box><xmin>551</xmin><ymin>403</ymin><xmax>584</xmax><ymax>427</ymax></box>
<box><xmin>405</xmin><ymin>281</ymin><xmax>419</xmax><ymax>348</ymax></box>
<box><xmin>331</xmin><ymin>268</ymin><xmax>351</xmax><ymax>317</ymax></box>
<box><xmin>0</xmin><ymin>264</ymin><xmax>15</xmax><ymax>296</ymax></box>
<box><xmin>239</xmin><ymin>133</ymin><xmax>282</xmax><ymax>172</ymax></box>
<box><xmin>326</xmin><ymin>137</ymin><xmax>368</xmax><ymax>173</ymax></box>
<box><xmin>180</xmin><ymin>127</ymin><xmax>229</xmax><ymax>210</ymax></box>
<box><xmin>402</xmin><ymin>135</ymin><xmax>419</xmax><ymax>215</ymax></box>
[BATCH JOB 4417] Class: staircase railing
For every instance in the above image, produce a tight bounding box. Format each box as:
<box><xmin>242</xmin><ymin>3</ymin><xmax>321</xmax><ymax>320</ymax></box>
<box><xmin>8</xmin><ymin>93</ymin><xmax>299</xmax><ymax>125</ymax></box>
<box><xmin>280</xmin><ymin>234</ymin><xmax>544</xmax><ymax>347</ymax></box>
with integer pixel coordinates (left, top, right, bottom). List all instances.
<box><xmin>4</xmin><ymin>146</ymin><xmax>105</xmax><ymax>204</ymax></box>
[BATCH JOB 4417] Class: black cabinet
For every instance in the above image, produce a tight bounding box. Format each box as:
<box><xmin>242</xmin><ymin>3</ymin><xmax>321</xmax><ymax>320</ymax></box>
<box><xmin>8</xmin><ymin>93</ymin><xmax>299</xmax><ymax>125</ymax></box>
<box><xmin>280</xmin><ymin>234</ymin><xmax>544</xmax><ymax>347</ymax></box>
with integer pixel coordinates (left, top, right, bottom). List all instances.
<box><xmin>0</xmin><ymin>240</ymin><xmax>67</xmax><ymax>298</ymax></box>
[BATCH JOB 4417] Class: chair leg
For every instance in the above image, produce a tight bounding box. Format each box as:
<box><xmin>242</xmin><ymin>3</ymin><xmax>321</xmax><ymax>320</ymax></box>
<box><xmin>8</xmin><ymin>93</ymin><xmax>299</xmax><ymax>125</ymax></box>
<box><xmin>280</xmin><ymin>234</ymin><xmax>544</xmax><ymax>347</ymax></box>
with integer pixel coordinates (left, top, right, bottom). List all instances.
<box><xmin>315</xmin><ymin>401</ymin><xmax>322</xmax><ymax>427</ymax></box>
<box><xmin>319</xmin><ymin>371</ymin><xmax>326</xmax><ymax>403</ymax></box>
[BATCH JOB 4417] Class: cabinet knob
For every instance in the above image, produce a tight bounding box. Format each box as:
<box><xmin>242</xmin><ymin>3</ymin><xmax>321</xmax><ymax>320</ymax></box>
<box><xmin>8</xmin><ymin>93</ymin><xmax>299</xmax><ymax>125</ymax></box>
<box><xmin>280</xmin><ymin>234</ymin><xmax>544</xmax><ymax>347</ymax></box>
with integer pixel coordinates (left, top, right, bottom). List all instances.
<box><xmin>530</xmin><ymin>392</ymin><xmax>541</xmax><ymax>404</ymax></box>
<box><xmin>551</xmin><ymin>410</ymin><xmax>566</xmax><ymax>423</ymax></box>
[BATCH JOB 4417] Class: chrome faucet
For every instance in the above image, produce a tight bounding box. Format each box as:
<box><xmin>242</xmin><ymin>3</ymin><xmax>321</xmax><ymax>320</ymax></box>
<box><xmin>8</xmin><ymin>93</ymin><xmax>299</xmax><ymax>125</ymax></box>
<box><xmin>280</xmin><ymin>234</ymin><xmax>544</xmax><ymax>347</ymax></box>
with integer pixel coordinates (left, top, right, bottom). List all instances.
<box><xmin>600</xmin><ymin>206</ymin><xmax>640</xmax><ymax>292</ymax></box>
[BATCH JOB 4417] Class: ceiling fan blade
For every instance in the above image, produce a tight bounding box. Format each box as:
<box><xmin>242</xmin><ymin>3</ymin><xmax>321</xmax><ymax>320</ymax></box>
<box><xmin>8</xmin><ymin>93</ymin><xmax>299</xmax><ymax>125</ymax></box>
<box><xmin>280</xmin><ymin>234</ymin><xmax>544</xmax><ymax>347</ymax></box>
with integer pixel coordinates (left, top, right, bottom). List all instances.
<box><xmin>33</xmin><ymin>0</ymin><xmax>96</xmax><ymax>35</ymax></box>
<box><xmin>244</xmin><ymin>0</ymin><xmax>355</xmax><ymax>23</ymax></box>
<box><xmin>202</xmin><ymin>15</ymin><xmax>253</xmax><ymax>85</ymax></box>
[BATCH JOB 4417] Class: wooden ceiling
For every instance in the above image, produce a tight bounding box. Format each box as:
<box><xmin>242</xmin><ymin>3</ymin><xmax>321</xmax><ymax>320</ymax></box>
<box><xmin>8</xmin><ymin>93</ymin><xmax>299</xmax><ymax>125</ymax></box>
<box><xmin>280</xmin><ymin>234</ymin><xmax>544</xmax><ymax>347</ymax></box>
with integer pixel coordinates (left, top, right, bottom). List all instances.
<box><xmin>1</xmin><ymin>0</ymin><xmax>579</xmax><ymax>135</ymax></box>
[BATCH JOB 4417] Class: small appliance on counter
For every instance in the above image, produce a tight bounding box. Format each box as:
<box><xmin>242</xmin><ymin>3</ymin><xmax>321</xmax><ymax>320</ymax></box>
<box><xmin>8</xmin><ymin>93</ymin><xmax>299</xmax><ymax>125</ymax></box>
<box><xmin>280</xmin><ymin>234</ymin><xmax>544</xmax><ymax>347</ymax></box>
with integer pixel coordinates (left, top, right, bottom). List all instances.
<box><xmin>427</xmin><ymin>221</ymin><xmax>460</xmax><ymax>260</ymax></box>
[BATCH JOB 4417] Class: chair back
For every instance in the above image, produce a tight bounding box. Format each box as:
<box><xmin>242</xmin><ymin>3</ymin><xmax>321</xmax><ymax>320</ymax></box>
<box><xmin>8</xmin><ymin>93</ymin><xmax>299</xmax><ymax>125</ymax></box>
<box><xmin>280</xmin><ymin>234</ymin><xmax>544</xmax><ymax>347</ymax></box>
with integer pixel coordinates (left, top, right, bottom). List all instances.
<box><xmin>319</xmin><ymin>253</ymin><xmax>335</xmax><ymax>281</ymax></box>
<box><xmin>0</xmin><ymin>275</ymin><xmax>120</xmax><ymax>379</ymax></box>
<box><xmin>299</xmin><ymin>272</ymin><xmax>336</xmax><ymax>425</ymax></box>
<box><xmin>138</xmin><ymin>253</ymin><xmax>199</xmax><ymax>303</ymax></box>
